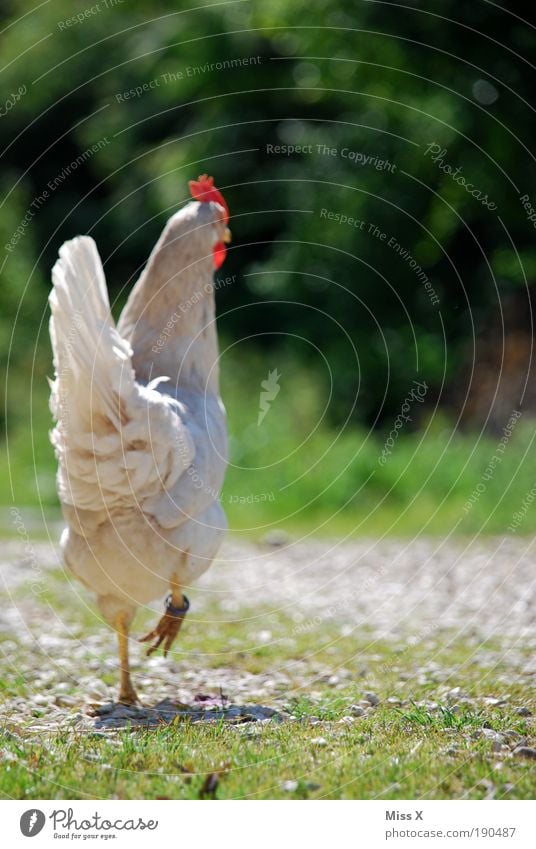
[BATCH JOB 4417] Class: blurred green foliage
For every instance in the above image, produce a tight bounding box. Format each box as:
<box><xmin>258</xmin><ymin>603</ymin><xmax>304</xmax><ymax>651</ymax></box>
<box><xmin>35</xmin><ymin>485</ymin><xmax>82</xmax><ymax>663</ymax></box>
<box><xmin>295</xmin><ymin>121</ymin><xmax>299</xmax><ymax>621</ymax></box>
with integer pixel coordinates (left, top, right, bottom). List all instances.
<box><xmin>3</xmin><ymin>361</ymin><xmax>536</xmax><ymax>538</ymax></box>
<box><xmin>1</xmin><ymin>1</ymin><xmax>535</xmax><ymax>527</ymax></box>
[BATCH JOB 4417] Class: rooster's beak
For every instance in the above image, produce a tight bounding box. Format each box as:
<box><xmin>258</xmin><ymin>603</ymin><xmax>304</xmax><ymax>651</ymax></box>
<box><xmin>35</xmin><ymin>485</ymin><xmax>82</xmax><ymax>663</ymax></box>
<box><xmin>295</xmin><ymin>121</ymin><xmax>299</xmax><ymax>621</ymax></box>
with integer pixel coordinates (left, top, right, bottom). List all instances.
<box><xmin>223</xmin><ymin>227</ymin><xmax>232</xmax><ymax>244</ymax></box>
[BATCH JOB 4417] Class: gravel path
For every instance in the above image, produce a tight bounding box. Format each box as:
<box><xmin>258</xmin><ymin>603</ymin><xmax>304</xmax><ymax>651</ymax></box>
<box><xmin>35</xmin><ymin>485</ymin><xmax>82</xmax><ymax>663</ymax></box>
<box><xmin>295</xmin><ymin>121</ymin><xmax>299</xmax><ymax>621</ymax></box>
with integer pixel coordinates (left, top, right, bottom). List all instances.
<box><xmin>2</xmin><ymin>533</ymin><xmax>535</xmax><ymax>640</ymax></box>
<box><xmin>215</xmin><ymin>535</ymin><xmax>536</xmax><ymax>641</ymax></box>
<box><xmin>0</xmin><ymin>534</ymin><xmax>534</xmax><ymax>732</ymax></box>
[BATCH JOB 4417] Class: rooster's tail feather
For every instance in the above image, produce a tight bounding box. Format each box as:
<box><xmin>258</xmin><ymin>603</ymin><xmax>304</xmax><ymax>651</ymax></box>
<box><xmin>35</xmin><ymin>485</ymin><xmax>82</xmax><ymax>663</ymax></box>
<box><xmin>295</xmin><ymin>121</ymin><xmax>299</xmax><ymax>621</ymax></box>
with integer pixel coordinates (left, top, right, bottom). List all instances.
<box><xmin>49</xmin><ymin>236</ymin><xmax>194</xmax><ymax>513</ymax></box>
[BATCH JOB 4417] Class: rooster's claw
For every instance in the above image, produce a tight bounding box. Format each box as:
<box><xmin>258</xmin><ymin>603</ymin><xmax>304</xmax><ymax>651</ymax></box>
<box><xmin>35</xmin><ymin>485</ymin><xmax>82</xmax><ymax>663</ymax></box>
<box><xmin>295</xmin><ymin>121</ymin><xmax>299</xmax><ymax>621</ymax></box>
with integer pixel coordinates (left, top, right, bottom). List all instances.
<box><xmin>140</xmin><ymin>594</ymin><xmax>190</xmax><ymax>657</ymax></box>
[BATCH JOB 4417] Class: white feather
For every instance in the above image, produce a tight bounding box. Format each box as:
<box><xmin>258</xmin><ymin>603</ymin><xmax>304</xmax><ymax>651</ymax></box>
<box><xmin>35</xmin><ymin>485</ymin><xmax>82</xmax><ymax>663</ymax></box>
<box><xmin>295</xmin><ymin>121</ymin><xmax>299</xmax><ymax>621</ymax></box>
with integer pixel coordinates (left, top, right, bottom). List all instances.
<box><xmin>49</xmin><ymin>202</ymin><xmax>228</xmax><ymax>623</ymax></box>
<box><xmin>49</xmin><ymin>236</ymin><xmax>195</xmax><ymax>514</ymax></box>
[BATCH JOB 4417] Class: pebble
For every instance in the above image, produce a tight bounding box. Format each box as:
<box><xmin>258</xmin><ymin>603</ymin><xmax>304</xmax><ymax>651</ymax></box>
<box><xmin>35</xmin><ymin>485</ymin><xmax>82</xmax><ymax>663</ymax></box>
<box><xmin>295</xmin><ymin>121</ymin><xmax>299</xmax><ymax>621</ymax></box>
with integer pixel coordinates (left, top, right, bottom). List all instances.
<box><xmin>311</xmin><ymin>737</ymin><xmax>328</xmax><ymax>746</ymax></box>
<box><xmin>471</xmin><ymin>728</ymin><xmax>506</xmax><ymax>748</ymax></box>
<box><xmin>482</xmin><ymin>729</ymin><xmax>505</xmax><ymax>744</ymax></box>
<box><xmin>502</xmin><ymin>731</ymin><xmax>527</xmax><ymax>746</ymax></box>
<box><xmin>257</xmin><ymin>631</ymin><xmax>272</xmax><ymax>643</ymax></box>
<box><xmin>476</xmin><ymin>779</ymin><xmax>496</xmax><ymax>799</ymax></box>
<box><xmin>261</xmin><ymin>530</ymin><xmax>290</xmax><ymax>547</ymax></box>
<box><xmin>513</xmin><ymin>746</ymin><xmax>536</xmax><ymax>760</ymax></box>
<box><xmin>87</xmin><ymin>681</ymin><xmax>110</xmax><ymax>699</ymax></box>
<box><xmin>70</xmin><ymin>713</ymin><xmax>85</xmax><ymax>722</ymax></box>
<box><xmin>349</xmin><ymin>705</ymin><xmax>365</xmax><ymax>717</ymax></box>
<box><xmin>446</xmin><ymin>687</ymin><xmax>470</xmax><ymax>701</ymax></box>
<box><xmin>54</xmin><ymin>695</ymin><xmax>77</xmax><ymax>708</ymax></box>
<box><xmin>282</xmin><ymin>780</ymin><xmax>298</xmax><ymax>792</ymax></box>
<box><xmin>515</xmin><ymin>707</ymin><xmax>532</xmax><ymax>717</ymax></box>
<box><xmin>364</xmin><ymin>692</ymin><xmax>380</xmax><ymax>706</ymax></box>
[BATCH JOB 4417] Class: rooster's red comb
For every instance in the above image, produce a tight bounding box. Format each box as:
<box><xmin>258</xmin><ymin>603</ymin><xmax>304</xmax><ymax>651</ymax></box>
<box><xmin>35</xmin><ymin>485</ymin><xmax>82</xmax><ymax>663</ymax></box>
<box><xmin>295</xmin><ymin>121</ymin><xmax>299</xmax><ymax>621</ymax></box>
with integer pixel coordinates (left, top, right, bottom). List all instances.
<box><xmin>189</xmin><ymin>174</ymin><xmax>229</xmax><ymax>223</ymax></box>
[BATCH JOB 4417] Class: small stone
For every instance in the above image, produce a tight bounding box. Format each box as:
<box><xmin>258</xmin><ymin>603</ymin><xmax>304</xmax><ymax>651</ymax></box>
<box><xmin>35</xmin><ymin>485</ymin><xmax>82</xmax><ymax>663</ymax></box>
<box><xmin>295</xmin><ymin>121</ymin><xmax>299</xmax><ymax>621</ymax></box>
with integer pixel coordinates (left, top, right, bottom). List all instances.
<box><xmin>364</xmin><ymin>692</ymin><xmax>380</xmax><ymax>706</ymax></box>
<box><xmin>311</xmin><ymin>737</ymin><xmax>328</xmax><ymax>746</ymax></box>
<box><xmin>87</xmin><ymin>680</ymin><xmax>109</xmax><ymax>699</ymax></box>
<box><xmin>476</xmin><ymin>779</ymin><xmax>496</xmax><ymax>799</ymax></box>
<box><xmin>482</xmin><ymin>729</ymin><xmax>505</xmax><ymax>744</ymax></box>
<box><xmin>515</xmin><ymin>707</ymin><xmax>532</xmax><ymax>717</ymax></box>
<box><xmin>261</xmin><ymin>530</ymin><xmax>290</xmax><ymax>547</ymax></box>
<box><xmin>257</xmin><ymin>630</ymin><xmax>272</xmax><ymax>643</ymax></box>
<box><xmin>282</xmin><ymin>780</ymin><xmax>298</xmax><ymax>792</ymax></box>
<box><xmin>338</xmin><ymin>716</ymin><xmax>355</xmax><ymax>725</ymax></box>
<box><xmin>349</xmin><ymin>705</ymin><xmax>365</xmax><ymax>716</ymax></box>
<box><xmin>446</xmin><ymin>687</ymin><xmax>469</xmax><ymax>701</ymax></box>
<box><xmin>327</xmin><ymin>676</ymin><xmax>339</xmax><ymax>686</ymax></box>
<box><xmin>54</xmin><ymin>695</ymin><xmax>77</xmax><ymax>708</ymax></box>
<box><xmin>513</xmin><ymin>746</ymin><xmax>536</xmax><ymax>760</ymax></box>
<box><xmin>502</xmin><ymin>730</ymin><xmax>526</xmax><ymax>745</ymax></box>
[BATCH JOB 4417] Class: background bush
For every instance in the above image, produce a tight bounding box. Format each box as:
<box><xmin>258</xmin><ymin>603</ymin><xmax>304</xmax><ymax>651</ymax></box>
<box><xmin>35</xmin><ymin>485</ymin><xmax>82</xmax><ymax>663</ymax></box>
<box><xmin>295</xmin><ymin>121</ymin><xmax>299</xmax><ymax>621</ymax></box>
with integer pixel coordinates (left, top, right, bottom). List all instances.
<box><xmin>1</xmin><ymin>1</ymin><xmax>535</xmax><ymax>534</ymax></box>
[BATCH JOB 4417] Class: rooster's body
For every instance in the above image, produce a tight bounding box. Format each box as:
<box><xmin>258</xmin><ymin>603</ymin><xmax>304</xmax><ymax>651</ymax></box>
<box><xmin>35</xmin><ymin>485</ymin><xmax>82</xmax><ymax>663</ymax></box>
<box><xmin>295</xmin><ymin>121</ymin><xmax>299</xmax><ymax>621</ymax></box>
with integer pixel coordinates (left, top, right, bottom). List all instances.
<box><xmin>48</xmin><ymin>184</ymin><xmax>230</xmax><ymax>702</ymax></box>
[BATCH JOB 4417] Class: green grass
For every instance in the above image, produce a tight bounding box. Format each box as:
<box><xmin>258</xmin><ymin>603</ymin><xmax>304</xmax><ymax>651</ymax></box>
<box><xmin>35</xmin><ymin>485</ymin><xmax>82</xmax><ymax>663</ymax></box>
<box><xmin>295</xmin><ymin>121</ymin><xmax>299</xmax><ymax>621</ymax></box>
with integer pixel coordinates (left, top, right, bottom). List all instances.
<box><xmin>2</xmin><ymin>711</ymin><xmax>533</xmax><ymax>801</ymax></box>
<box><xmin>395</xmin><ymin>702</ymin><xmax>484</xmax><ymax>730</ymax></box>
<box><xmin>1</xmin><ymin>665</ymin><xmax>533</xmax><ymax>800</ymax></box>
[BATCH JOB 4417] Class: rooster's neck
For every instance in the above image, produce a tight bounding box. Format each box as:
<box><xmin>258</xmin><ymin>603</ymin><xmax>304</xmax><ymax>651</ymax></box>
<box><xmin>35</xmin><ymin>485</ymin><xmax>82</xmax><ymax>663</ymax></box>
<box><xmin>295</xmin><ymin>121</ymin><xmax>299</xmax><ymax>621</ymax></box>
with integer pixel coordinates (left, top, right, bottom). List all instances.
<box><xmin>117</xmin><ymin>224</ymin><xmax>221</xmax><ymax>394</ymax></box>
<box><xmin>122</xmin><ymin>288</ymin><xmax>220</xmax><ymax>393</ymax></box>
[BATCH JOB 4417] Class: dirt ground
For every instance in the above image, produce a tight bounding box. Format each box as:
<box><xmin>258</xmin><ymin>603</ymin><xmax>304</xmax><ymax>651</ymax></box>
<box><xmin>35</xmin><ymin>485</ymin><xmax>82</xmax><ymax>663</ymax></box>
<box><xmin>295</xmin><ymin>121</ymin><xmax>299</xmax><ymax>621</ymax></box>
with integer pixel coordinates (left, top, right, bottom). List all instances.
<box><xmin>0</xmin><ymin>533</ymin><xmax>534</xmax><ymax>732</ymax></box>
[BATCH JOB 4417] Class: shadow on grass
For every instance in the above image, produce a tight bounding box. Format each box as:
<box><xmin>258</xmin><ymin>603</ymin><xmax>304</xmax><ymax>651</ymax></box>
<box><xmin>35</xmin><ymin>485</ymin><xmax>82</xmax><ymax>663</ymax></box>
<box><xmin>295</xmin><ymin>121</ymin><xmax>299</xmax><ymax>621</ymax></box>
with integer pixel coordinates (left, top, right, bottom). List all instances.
<box><xmin>92</xmin><ymin>696</ymin><xmax>283</xmax><ymax>730</ymax></box>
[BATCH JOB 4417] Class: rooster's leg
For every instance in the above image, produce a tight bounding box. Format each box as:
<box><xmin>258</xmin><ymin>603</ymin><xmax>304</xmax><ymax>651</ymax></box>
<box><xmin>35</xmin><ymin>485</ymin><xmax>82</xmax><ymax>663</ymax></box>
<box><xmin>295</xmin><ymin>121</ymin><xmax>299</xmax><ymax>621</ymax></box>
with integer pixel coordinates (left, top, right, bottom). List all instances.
<box><xmin>140</xmin><ymin>576</ymin><xmax>189</xmax><ymax>657</ymax></box>
<box><xmin>115</xmin><ymin>612</ymin><xmax>139</xmax><ymax>704</ymax></box>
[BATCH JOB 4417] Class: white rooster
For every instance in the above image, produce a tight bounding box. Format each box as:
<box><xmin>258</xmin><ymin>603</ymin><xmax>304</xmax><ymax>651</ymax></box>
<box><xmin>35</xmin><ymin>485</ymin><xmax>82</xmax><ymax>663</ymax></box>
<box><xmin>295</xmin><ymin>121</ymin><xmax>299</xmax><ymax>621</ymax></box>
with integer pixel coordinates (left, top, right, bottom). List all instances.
<box><xmin>48</xmin><ymin>176</ymin><xmax>231</xmax><ymax>704</ymax></box>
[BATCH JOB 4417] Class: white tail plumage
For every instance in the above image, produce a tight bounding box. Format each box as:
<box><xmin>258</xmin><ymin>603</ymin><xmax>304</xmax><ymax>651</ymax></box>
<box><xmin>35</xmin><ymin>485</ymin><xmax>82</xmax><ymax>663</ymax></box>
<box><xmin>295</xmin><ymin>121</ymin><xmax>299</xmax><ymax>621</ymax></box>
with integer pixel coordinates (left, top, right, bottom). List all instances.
<box><xmin>49</xmin><ymin>236</ymin><xmax>194</xmax><ymax>513</ymax></box>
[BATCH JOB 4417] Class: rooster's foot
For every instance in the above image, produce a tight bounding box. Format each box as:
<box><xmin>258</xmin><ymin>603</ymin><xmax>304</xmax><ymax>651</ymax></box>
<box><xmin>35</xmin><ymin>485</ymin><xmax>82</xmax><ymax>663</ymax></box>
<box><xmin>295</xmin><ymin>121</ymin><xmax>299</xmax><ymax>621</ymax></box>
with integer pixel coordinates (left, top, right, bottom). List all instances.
<box><xmin>118</xmin><ymin>683</ymin><xmax>139</xmax><ymax>706</ymax></box>
<box><xmin>140</xmin><ymin>594</ymin><xmax>190</xmax><ymax>657</ymax></box>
